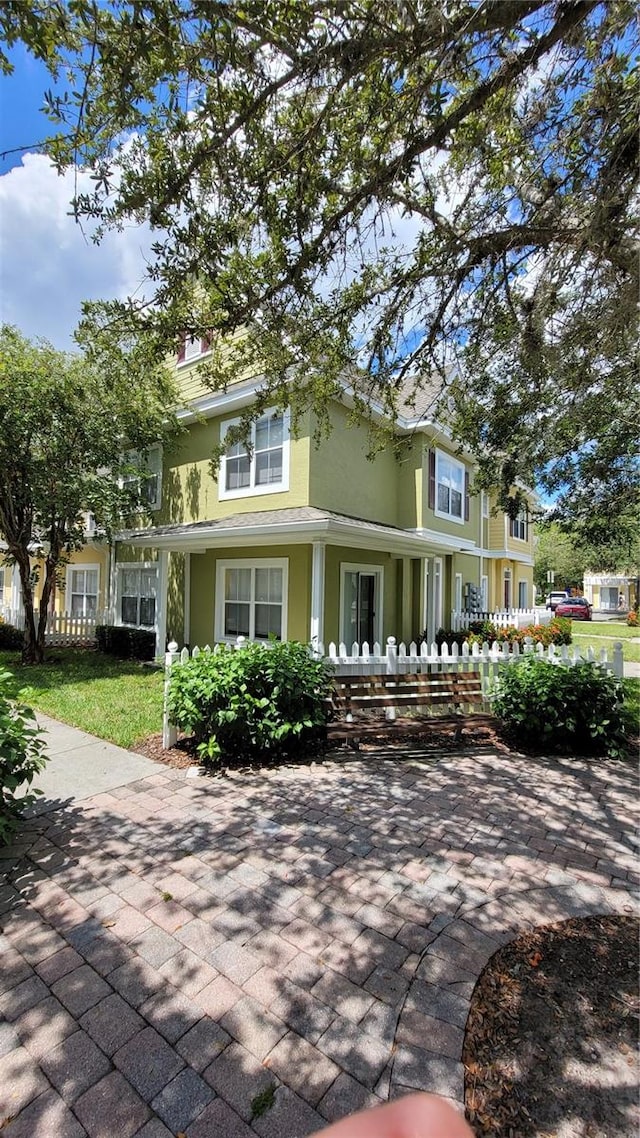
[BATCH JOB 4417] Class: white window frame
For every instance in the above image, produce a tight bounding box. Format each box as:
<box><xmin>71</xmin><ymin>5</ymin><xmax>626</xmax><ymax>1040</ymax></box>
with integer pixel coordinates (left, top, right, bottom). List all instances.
<box><xmin>434</xmin><ymin>449</ymin><xmax>465</xmax><ymax>525</ymax></box>
<box><xmin>219</xmin><ymin>409</ymin><xmax>290</xmax><ymax>501</ymax></box>
<box><xmin>215</xmin><ymin>558</ymin><xmax>289</xmax><ymax>643</ymax></box>
<box><xmin>518</xmin><ymin>579</ymin><xmax>528</xmax><ymax>608</ymax></box>
<box><xmin>178</xmin><ymin>334</ymin><xmax>212</xmax><ymax>366</ymax></box>
<box><xmin>122</xmin><ymin>444</ymin><xmax>163</xmax><ymax>512</ymax></box>
<box><xmin>116</xmin><ymin>562</ymin><xmax>159</xmax><ymax>630</ymax></box>
<box><xmin>65</xmin><ymin>564</ymin><xmax>100</xmax><ymax>617</ymax></box>
<box><xmin>339</xmin><ymin>563</ymin><xmax>384</xmax><ymax>647</ymax></box>
<box><xmin>510</xmin><ymin>509</ymin><xmax>528</xmax><ymax>541</ymax></box>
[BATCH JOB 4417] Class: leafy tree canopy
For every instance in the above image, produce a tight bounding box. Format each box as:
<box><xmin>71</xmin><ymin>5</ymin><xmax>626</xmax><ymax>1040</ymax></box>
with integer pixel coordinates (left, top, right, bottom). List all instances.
<box><xmin>2</xmin><ymin>0</ymin><xmax>638</xmax><ymax>526</ymax></box>
<box><xmin>0</xmin><ymin>324</ymin><xmax>178</xmax><ymax>662</ymax></box>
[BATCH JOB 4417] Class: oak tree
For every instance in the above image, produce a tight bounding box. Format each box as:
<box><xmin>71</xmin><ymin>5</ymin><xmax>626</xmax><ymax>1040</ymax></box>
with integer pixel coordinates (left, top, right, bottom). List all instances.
<box><xmin>2</xmin><ymin>1</ymin><xmax>637</xmax><ymax>523</ymax></box>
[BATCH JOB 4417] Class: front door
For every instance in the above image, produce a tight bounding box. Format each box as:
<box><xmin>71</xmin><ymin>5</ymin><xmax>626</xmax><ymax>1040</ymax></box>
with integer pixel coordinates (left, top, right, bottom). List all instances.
<box><xmin>342</xmin><ymin>570</ymin><xmax>378</xmax><ymax>646</ymax></box>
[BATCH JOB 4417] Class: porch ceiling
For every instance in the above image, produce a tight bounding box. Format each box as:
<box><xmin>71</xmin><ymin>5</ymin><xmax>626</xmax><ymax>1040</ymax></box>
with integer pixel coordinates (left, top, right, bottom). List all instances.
<box><xmin>117</xmin><ymin>507</ymin><xmax>476</xmax><ymax>558</ymax></box>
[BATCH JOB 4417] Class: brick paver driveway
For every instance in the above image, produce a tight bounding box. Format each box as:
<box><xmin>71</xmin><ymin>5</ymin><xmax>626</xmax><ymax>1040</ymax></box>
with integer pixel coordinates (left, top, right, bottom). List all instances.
<box><xmin>1</xmin><ymin>745</ymin><xmax>638</xmax><ymax>1137</ymax></box>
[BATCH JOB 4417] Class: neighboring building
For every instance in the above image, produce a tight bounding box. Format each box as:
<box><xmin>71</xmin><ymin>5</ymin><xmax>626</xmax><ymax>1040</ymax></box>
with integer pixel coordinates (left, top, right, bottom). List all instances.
<box><xmin>0</xmin><ymin>516</ymin><xmax>108</xmax><ymax>623</ymax></box>
<box><xmin>107</xmin><ymin>345</ymin><xmax>535</xmax><ymax>653</ymax></box>
<box><xmin>583</xmin><ymin>573</ymin><xmax>638</xmax><ymax>613</ymax></box>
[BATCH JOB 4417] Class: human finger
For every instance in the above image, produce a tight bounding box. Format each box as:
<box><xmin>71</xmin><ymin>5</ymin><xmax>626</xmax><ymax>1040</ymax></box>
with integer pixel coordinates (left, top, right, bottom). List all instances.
<box><xmin>310</xmin><ymin>1093</ymin><xmax>474</xmax><ymax>1138</ymax></box>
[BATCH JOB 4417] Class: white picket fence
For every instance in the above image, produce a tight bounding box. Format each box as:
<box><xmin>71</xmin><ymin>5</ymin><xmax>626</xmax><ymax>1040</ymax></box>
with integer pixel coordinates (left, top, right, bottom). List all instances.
<box><xmin>0</xmin><ymin>606</ymin><xmax>107</xmax><ymax>646</ymax></box>
<box><xmin>450</xmin><ymin>608</ymin><xmax>551</xmax><ymax>631</ymax></box>
<box><xmin>162</xmin><ymin>634</ymin><xmax>624</xmax><ymax>748</ymax></box>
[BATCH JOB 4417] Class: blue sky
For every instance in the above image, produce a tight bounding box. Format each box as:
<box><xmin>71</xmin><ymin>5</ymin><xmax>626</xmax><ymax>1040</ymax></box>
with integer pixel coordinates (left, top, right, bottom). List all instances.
<box><xmin>0</xmin><ymin>44</ymin><xmax>152</xmax><ymax>349</ymax></box>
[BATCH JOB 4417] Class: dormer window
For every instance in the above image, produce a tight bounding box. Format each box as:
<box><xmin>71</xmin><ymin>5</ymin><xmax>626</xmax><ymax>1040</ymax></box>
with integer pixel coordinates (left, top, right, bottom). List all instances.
<box><xmin>177</xmin><ymin>334</ymin><xmax>211</xmax><ymax>365</ymax></box>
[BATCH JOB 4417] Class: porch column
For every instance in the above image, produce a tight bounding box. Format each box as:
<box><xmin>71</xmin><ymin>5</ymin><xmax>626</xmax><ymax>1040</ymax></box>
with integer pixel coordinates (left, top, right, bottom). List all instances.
<box><xmin>310</xmin><ymin>541</ymin><xmax>326</xmax><ymax>648</ymax></box>
<box><xmin>156</xmin><ymin>551</ymin><xmax>169</xmax><ymax>657</ymax></box>
<box><xmin>183</xmin><ymin>552</ymin><xmax>191</xmax><ymax>647</ymax></box>
<box><xmin>400</xmin><ymin>557</ymin><xmax>412</xmax><ymax>643</ymax></box>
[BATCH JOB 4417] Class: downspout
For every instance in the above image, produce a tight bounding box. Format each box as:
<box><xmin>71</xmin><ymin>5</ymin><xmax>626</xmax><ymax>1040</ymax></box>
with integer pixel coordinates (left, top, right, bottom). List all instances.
<box><xmin>479</xmin><ymin>493</ymin><xmax>484</xmax><ymax>611</ymax></box>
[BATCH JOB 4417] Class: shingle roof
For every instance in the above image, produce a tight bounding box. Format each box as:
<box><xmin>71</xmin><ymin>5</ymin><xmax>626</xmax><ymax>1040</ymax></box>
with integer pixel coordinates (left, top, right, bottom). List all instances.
<box><xmin>124</xmin><ymin>506</ymin><xmax>412</xmax><ymax>543</ymax></box>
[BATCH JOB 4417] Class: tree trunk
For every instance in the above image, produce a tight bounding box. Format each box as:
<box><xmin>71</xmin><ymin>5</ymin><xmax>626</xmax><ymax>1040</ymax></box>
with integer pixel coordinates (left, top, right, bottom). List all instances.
<box><xmin>15</xmin><ymin>552</ymin><xmax>43</xmax><ymax>664</ymax></box>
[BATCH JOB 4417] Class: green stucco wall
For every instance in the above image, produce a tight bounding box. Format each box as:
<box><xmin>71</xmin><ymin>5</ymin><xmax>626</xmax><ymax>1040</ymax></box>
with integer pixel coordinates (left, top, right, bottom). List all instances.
<box><xmin>323</xmin><ymin>546</ymin><xmax>399</xmax><ymax>646</ymax></box>
<box><xmin>160</xmin><ymin>414</ymin><xmax>311</xmax><ymax>526</ymax></box>
<box><xmin>308</xmin><ymin>406</ymin><xmax>399</xmax><ymax>525</ymax></box>
<box><xmin>188</xmin><ymin>544</ymin><xmax>312</xmax><ymax>648</ymax></box>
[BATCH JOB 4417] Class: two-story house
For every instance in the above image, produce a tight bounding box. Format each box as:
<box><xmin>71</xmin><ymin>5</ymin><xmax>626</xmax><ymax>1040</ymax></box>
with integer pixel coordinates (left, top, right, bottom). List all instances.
<box><xmin>109</xmin><ymin>341</ymin><xmax>535</xmax><ymax>653</ymax></box>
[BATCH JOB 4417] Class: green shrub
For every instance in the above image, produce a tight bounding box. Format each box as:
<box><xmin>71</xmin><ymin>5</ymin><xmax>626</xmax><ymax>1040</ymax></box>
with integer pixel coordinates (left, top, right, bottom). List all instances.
<box><xmin>0</xmin><ymin>621</ymin><xmax>24</xmax><ymax>651</ymax></box>
<box><xmin>0</xmin><ymin>669</ymin><xmax>47</xmax><ymax>843</ymax></box>
<box><xmin>95</xmin><ymin>625</ymin><xmax>156</xmax><ymax>661</ymax></box>
<box><xmin>491</xmin><ymin>655</ymin><xmax>626</xmax><ymax>758</ymax></box>
<box><xmin>167</xmin><ymin>640</ymin><xmax>333</xmax><ymax>762</ymax></box>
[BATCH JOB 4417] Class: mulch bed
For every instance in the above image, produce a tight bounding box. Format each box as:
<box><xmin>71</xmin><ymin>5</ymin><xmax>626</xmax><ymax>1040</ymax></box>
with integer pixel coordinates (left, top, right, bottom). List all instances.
<box><xmin>130</xmin><ymin>718</ymin><xmax>501</xmax><ymax>770</ymax></box>
<box><xmin>463</xmin><ymin>914</ymin><xmax>640</xmax><ymax>1138</ymax></box>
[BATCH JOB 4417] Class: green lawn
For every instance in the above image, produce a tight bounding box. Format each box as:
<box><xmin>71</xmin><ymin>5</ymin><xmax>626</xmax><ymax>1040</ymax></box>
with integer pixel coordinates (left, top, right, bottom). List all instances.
<box><xmin>571</xmin><ymin>620</ymin><xmax>640</xmax><ymax>664</ymax></box>
<box><xmin>0</xmin><ymin>648</ymin><xmax>164</xmax><ymax>748</ymax></box>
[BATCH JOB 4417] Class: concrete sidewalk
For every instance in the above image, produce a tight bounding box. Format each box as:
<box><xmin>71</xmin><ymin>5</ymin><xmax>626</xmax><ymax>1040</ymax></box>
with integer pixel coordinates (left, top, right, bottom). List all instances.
<box><xmin>30</xmin><ymin>715</ymin><xmax>161</xmax><ymax>814</ymax></box>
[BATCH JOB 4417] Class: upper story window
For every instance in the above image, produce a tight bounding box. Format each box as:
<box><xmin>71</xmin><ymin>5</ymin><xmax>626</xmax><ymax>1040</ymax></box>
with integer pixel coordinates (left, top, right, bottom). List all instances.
<box><xmin>122</xmin><ymin>445</ymin><xmax>163</xmax><ymax>512</ymax></box>
<box><xmin>509</xmin><ymin>509</ymin><xmax>528</xmax><ymax>541</ymax></box>
<box><xmin>177</xmin><ymin>334</ymin><xmax>211</xmax><ymax>365</ymax></box>
<box><xmin>428</xmin><ymin>448</ymin><xmax>468</xmax><ymax>524</ymax></box>
<box><xmin>219</xmin><ymin>410</ymin><xmax>290</xmax><ymax>501</ymax></box>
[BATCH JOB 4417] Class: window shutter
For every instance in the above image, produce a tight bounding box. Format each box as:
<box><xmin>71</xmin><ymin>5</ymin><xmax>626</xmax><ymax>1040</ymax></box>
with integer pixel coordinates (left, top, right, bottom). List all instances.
<box><xmin>177</xmin><ymin>335</ymin><xmax>186</xmax><ymax>363</ymax></box>
<box><xmin>428</xmin><ymin>449</ymin><xmax>436</xmax><ymax>509</ymax></box>
<box><xmin>464</xmin><ymin>471</ymin><xmax>470</xmax><ymax>521</ymax></box>
<box><xmin>509</xmin><ymin>516</ymin><xmax>515</xmax><ymax>537</ymax></box>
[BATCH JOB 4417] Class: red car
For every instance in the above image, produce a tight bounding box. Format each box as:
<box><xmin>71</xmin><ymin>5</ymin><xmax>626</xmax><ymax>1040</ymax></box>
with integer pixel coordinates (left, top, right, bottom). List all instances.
<box><xmin>554</xmin><ymin>597</ymin><xmax>592</xmax><ymax>621</ymax></box>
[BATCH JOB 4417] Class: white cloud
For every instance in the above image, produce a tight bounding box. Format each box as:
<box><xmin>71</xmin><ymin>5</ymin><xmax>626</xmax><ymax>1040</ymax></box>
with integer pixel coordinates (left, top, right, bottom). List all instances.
<box><xmin>0</xmin><ymin>153</ymin><xmax>154</xmax><ymax>349</ymax></box>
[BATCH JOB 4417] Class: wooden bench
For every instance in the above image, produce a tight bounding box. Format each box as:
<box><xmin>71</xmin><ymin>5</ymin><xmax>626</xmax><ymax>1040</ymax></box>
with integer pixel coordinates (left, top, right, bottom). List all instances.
<box><xmin>325</xmin><ymin>670</ymin><xmax>489</xmax><ymax>748</ymax></box>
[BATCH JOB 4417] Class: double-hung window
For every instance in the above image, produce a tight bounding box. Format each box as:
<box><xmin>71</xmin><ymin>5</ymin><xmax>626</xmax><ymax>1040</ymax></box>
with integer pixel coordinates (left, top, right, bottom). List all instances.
<box><xmin>220</xmin><ymin>411</ymin><xmax>289</xmax><ymax>499</ymax></box>
<box><xmin>67</xmin><ymin>567</ymin><xmax>99</xmax><ymax>616</ymax></box>
<box><xmin>122</xmin><ymin>446</ymin><xmax>163</xmax><ymax>511</ymax></box>
<box><xmin>216</xmin><ymin>559</ymin><xmax>288</xmax><ymax>641</ymax></box>
<box><xmin>119</xmin><ymin>567</ymin><xmax>158</xmax><ymax>628</ymax></box>
<box><xmin>509</xmin><ymin>510</ymin><xmax>528</xmax><ymax>541</ymax></box>
<box><xmin>435</xmin><ymin>452</ymin><xmax>465</xmax><ymax>522</ymax></box>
